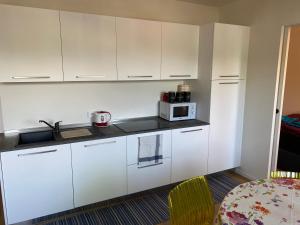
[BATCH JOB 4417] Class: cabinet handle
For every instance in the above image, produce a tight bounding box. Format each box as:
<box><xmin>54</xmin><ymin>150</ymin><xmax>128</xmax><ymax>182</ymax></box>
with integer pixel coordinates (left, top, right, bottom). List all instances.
<box><xmin>18</xmin><ymin>149</ymin><xmax>57</xmax><ymax>157</ymax></box>
<box><xmin>181</xmin><ymin>128</ymin><xmax>203</xmax><ymax>133</ymax></box>
<box><xmin>128</xmin><ymin>75</ymin><xmax>153</xmax><ymax>78</ymax></box>
<box><xmin>219</xmin><ymin>75</ymin><xmax>240</xmax><ymax>78</ymax></box>
<box><xmin>169</xmin><ymin>75</ymin><xmax>191</xmax><ymax>78</ymax></box>
<box><xmin>84</xmin><ymin>141</ymin><xmax>116</xmax><ymax>148</ymax></box>
<box><xmin>219</xmin><ymin>82</ymin><xmax>239</xmax><ymax>85</ymax></box>
<box><xmin>11</xmin><ymin>76</ymin><xmax>51</xmax><ymax>79</ymax></box>
<box><xmin>138</xmin><ymin>162</ymin><xmax>163</xmax><ymax>169</ymax></box>
<box><xmin>76</xmin><ymin>75</ymin><xmax>105</xmax><ymax>78</ymax></box>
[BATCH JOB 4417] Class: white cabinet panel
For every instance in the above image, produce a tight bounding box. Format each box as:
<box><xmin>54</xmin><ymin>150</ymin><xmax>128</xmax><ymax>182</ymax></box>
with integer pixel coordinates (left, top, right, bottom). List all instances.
<box><xmin>71</xmin><ymin>137</ymin><xmax>127</xmax><ymax>207</ymax></box>
<box><xmin>212</xmin><ymin>23</ymin><xmax>250</xmax><ymax>80</ymax></box>
<box><xmin>127</xmin><ymin>158</ymin><xmax>171</xmax><ymax>194</ymax></box>
<box><xmin>1</xmin><ymin>145</ymin><xmax>73</xmax><ymax>224</ymax></box>
<box><xmin>208</xmin><ymin>80</ymin><xmax>246</xmax><ymax>174</ymax></box>
<box><xmin>126</xmin><ymin>130</ymin><xmax>172</xmax><ymax>193</ymax></box>
<box><xmin>60</xmin><ymin>11</ymin><xmax>117</xmax><ymax>81</ymax></box>
<box><xmin>127</xmin><ymin>130</ymin><xmax>171</xmax><ymax>165</ymax></box>
<box><xmin>0</xmin><ymin>5</ymin><xmax>63</xmax><ymax>82</ymax></box>
<box><xmin>161</xmin><ymin>23</ymin><xmax>199</xmax><ymax>80</ymax></box>
<box><xmin>116</xmin><ymin>17</ymin><xmax>161</xmax><ymax>80</ymax></box>
<box><xmin>171</xmin><ymin>126</ymin><xmax>209</xmax><ymax>183</ymax></box>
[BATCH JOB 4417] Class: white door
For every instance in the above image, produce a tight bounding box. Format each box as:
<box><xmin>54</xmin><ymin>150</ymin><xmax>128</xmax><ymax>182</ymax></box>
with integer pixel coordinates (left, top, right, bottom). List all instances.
<box><xmin>71</xmin><ymin>137</ymin><xmax>127</xmax><ymax>207</ymax></box>
<box><xmin>208</xmin><ymin>80</ymin><xmax>246</xmax><ymax>174</ymax></box>
<box><xmin>161</xmin><ymin>22</ymin><xmax>199</xmax><ymax>80</ymax></box>
<box><xmin>126</xmin><ymin>130</ymin><xmax>172</xmax><ymax>193</ymax></box>
<box><xmin>116</xmin><ymin>17</ymin><xmax>161</xmax><ymax>80</ymax></box>
<box><xmin>171</xmin><ymin>126</ymin><xmax>209</xmax><ymax>183</ymax></box>
<box><xmin>0</xmin><ymin>5</ymin><xmax>63</xmax><ymax>82</ymax></box>
<box><xmin>1</xmin><ymin>145</ymin><xmax>73</xmax><ymax>224</ymax></box>
<box><xmin>60</xmin><ymin>11</ymin><xmax>117</xmax><ymax>81</ymax></box>
<box><xmin>212</xmin><ymin>23</ymin><xmax>250</xmax><ymax>80</ymax></box>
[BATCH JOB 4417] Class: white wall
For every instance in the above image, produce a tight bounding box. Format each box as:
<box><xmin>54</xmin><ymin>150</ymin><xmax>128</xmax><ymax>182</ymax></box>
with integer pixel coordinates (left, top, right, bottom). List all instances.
<box><xmin>220</xmin><ymin>0</ymin><xmax>300</xmax><ymax>179</ymax></box>
<box><xmin>0</xmin><ymin>0</ymin><xmax>218</xmax><ymax>25</ymax></box>
<box><xmin>0</xmin><ymin>81</ymin><xmax>181</xmax><ymax>130</ymax></box>
<box><xmin>0</xmin><ymin>0</ymin><xmax>219</xmax><ymax>131</ymax></box>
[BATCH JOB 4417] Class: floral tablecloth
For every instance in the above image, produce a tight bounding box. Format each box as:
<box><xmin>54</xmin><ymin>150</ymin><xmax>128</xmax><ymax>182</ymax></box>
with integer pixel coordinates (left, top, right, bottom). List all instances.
<box><xmin>219</xmin><ymin>178</ymin><xmax>300</xmax><ymax>225</ymax></box>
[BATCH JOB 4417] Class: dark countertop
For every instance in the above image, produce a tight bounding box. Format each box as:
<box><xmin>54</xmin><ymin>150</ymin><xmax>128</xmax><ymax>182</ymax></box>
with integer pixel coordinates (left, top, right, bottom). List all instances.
<box><xmin>0</xmin><ymin>117</ymin><xmax>209</xmax><ymax>153</ymax></box>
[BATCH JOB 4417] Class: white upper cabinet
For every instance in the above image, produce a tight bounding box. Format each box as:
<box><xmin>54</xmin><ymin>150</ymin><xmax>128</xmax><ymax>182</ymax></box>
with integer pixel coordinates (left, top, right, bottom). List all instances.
<box><xmin>161</xmin><ymin>23</ymin><xmax>199</xmax><ymax>80</ymax></box>
<box><xmin>212</xmin><ymin>23</ymin><xmax>250</xmax><ymax>80</ymax></box>
<box><xmin>116</xmin><ymin>17</ymin><xmax>162</xmax><ymax>80</ymax></box>
<box><xmin>60</xmin><ymin>11</ymin><xmax>117</xmax><ymax>81</ymax></box>
<box><xmin>0</xmin><ymin>5</ymin><xmax>63</xmax><ymax>82</ymax></box>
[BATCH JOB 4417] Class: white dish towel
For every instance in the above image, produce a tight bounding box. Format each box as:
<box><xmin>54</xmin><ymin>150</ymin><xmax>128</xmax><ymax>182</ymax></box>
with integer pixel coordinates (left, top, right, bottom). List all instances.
<box><xmin>137</xmin><ymin>134</ymin><xmax>163</xmax><ymax>168</ymax></box>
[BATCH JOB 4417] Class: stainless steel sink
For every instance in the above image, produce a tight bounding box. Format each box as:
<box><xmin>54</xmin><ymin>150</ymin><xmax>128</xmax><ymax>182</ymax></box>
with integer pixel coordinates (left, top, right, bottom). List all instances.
<box><xmin>18</xmin><ymin>130</ymin><xmax>55</xmax><ymax>145</ymax></box>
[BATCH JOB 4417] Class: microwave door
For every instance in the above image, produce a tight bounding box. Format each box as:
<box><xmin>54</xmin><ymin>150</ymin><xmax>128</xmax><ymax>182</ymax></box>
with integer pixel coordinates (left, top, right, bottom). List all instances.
<box><xmin>172</xmin><ymin>105</ymin><xmax>189</xmax><ymax>121</ymax></box>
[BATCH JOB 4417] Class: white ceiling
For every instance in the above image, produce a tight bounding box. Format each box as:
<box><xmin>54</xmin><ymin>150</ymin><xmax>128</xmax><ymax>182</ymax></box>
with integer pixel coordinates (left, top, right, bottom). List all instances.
<box><xmin>178</xmin><ymin>0</ymin><xmax>238</xmax><ymax>7</ymax></box>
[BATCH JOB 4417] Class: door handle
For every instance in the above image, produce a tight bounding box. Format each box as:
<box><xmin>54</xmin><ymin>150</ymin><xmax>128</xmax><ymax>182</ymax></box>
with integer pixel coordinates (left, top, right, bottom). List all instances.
<box><xmin>11</xmin><ymin>76</ymin><xmax>51</xmax><ymax>79</ymax></box>
<box><xmin>219</xmin><ymin>75</ymin><xmax>240</xmax><ymax>78</ymax></box>
<box><xmin>84</xmin><ymin>141</ymin><xmax>116</xmax><ymax>148</ymax></box>
<box><xmin>128</xmin><ymin>75</ymin><xmax>153</xmax><ymax>78</ymax></box>
<box><xmin>181</xmin><ymin>128</ymin><xmax>203</xmax><ymax>133</ymax></box>
<box><xmin>76</xmin><ymin>75</ymin><xmax>105</xmax><ymax>78</ymax></box>
<box><xmin>18</xmin><ymin>149</ymin><xmax>57</xmax><ymax>157</ymax></box>
<box><xmin>219</xmin><ymin>82</ymin><xmax>239</xmax><ymax>85</ymax></box>
<box><xmin>169</xmin><ymin>75</ymin><xmax>192</xmax><ymax>78</ymax></box>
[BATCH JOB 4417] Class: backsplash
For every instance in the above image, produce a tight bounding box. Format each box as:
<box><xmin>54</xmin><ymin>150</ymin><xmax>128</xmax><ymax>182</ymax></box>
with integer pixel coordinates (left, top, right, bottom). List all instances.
<box><xmin>0</xmin><ymin>81</ymin><xmax>181</xmax><ymax>131</ymax></box>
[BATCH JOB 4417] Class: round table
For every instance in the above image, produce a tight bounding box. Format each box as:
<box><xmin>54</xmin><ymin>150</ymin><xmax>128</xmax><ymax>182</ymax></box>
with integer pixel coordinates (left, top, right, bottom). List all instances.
<box><xmin>219</xmin><ymin>178</ymin><xmax>300</xmax><ymax>225</ymax></box>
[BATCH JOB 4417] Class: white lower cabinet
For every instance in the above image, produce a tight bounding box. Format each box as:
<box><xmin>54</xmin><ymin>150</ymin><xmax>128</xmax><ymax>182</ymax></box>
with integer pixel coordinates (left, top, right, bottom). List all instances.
<box><xmin>127</xmin><ymin>158</ymin><xmax>171</xmax><ymax>194</ymax></box>
<box><xmin>126</xmin><ymin>130</ymin><xmax>172</xmax><ymax>194</ymax></box>
<box><xmin>1</xmin><ymin>145</ymin><xmax>73</xmax><ymax>225</ymax></box>
<box><xmin>208</xmin><ymin>80</ymin><xmax>245</xmax><ymax>174</ymax></box>
<box><xmin>171</xmin><ymin>126</ymin><xmax>209</xmax><ymax>183</ymax></box>
<box><xmin>71</xmin><ymin>137</ymin><xmax>127</xmax><ymax>207</ymax></box>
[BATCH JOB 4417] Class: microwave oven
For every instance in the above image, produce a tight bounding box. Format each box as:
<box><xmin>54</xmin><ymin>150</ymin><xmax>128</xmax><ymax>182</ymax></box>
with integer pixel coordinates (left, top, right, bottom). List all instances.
<box><xmin>159</xmin><ymin>101</ymin><xmax>196</xmax><ymax>121</ymax></box>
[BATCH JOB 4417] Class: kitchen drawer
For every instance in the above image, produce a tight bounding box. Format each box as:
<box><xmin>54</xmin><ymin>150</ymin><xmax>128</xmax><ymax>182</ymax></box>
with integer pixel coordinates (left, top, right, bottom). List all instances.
<box><xmin>127</xmin><ymin>158</ymin><xmax>171</xmax><ymax>194</ymax></box>
<box><xmin>127</xmin><ymin>130</ymin><xmax>171</xmax><ymax>165</ymax></box>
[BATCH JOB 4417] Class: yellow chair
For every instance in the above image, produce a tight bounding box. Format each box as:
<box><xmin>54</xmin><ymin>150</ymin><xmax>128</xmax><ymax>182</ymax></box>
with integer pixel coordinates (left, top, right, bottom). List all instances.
<box><xmin>270</xmin><ymin>170</ymin><xmax>300</xmax><ymax>179</ymax></box>
<box><xmin>168</xmin><ymin>176</ymin><xmax>215</xmax><ymax>225</ymax></box>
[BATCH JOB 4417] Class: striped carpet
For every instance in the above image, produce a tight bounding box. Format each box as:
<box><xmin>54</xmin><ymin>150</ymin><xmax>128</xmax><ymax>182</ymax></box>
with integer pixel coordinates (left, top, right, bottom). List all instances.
<box><xmin>32</xmin><ymin>172</ymin><xmax>242</xmax><ymax>225</ymax></box>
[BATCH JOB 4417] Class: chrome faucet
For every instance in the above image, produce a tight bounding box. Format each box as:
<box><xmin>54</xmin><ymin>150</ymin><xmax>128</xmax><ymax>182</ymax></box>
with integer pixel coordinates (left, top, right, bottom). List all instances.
<box><xmin>39</xmin><ymin>120</ymin><xmax>62</xmax><ymax>133</ymax></box>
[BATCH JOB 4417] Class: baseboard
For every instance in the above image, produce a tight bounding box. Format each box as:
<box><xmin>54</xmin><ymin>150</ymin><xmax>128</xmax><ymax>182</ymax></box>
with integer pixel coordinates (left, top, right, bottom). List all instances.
<box><xmin>234</xmin><ymin>168</ymin><xmax>258</xmax><ymax>181</ymax></box>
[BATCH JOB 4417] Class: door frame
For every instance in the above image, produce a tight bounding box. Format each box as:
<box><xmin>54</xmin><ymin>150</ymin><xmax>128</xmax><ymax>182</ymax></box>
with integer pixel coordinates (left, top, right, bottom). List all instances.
<box><xmin>268</xmin><ymin>24</ymin><xmax>297</xmax><ymax>175</ymax></box>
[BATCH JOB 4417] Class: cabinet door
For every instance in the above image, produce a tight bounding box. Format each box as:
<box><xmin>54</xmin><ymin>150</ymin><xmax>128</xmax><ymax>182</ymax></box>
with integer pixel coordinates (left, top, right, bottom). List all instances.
<box><xmin>0</xmin><ymin>5</ymin><xmax>63</xmax><ymax>82</ymax></box>
<box><xmin>60</xmin><ymin>11</ymin><xmax>117</xmax><ymax>81</ymax></box>
<box><xmin>127</xmin><ymin>158</ymin><xmax>171</xmax><ymax>194</ymax></box>
<box><xmin>71</xmin><ymin>137</ymin><xmax>127</xmax><ymax>207</ymax></box>
<box><xmin>161</xmin><ymin>23</ymin><xmax>199</xmax><ymax>80</ymax></box>
<box><xmin>116</xmin><ymin>18</ymin><xmax>161</xmax><ymax>80</ymax></box>
<box><xmin>171</xmin><ymin>126</ymin><xmax>209</xmax><ymax>183</ymax></box>
<box><xmin>208</xmin><ymin>80</ymin><xmax>245</xmax><ymax>174</ymax></box>
<box><xmin>212</xmin><ymin>23</ymin><xmax>250</xmax><ymax>80</ymax></box>
<box><xmin>1</xmin><ymin>145</ymin><xmax>73</xmax><ymax>224</ymax></box>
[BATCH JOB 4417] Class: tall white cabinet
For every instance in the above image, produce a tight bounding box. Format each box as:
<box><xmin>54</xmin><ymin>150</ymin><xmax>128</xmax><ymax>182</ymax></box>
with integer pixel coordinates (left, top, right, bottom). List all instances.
<box><xmin>190</xmin><ymin>23</ymin><xmax>250</xmax><ymax>174</ymax></box>
<box><xmin>0</xmin><ymin>5</ymin><xmax>63</xmax><ymax>82</ymax></box>
<box><xmin>60</xmin><ymin>12</ymin><xmax>117</xmax><ymax>81</ymax></box>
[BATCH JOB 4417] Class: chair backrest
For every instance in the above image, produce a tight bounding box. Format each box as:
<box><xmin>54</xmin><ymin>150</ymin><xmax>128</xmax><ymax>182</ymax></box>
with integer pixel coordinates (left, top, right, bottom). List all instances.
<box><xmin>270</xmin><ymin>171</ymin><xmax>300</xmax><ymax>179</ymax></box>
<box><xmin>168</xmin><ymin>176</ymin><xmax>215</xmax><ymax>225</ymax></box>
